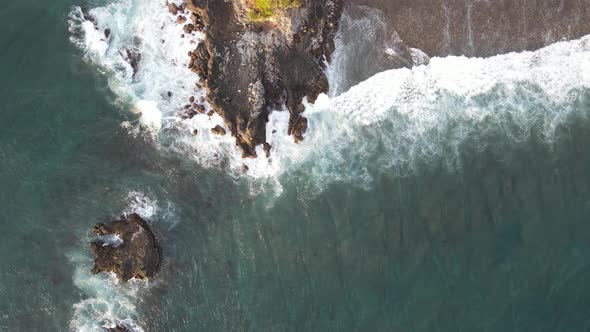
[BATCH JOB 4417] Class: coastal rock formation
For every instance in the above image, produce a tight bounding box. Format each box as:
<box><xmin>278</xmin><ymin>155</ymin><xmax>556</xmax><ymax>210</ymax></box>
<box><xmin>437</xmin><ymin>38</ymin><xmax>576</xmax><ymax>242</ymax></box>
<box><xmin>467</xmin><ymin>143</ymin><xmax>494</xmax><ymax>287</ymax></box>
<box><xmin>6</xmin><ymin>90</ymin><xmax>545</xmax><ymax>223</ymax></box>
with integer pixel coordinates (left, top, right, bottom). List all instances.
<box><xmin>350</xmin><ymin>0</ymin><xmax>590</xmax><ymax>58</ymax></box>
<box><xmin>328</xmin><ymin>6</ymin><xmax>431</xmax><ymax>95</ymax></box>
<box><xmin>177</xmin><ymin>0</ymin><xmax>345</xmax><ymax>157</ymax></box>
<box><xmin>170</xmin><ymin>0</ymin><xmax>590</xmax><ymax>157</ymax></box>
<box><xmin>90</xmin><ymin>213</ymin><xmax>161</xmax><ymax>282</ymax></box>
<box><xmin>330</xmin><ymin>0</ymin><xmax>590</xmax><ymax>95</ymax></box>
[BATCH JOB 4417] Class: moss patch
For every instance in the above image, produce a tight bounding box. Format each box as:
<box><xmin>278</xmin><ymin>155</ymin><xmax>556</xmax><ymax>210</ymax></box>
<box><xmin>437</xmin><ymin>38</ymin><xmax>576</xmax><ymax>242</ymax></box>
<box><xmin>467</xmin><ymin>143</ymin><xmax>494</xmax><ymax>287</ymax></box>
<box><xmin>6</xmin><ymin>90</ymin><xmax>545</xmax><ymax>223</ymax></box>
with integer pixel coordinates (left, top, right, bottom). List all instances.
<box><xmin>247</xmin><ymin>0</ymin><xmax>300</xmax><ymax>21</ymax></box>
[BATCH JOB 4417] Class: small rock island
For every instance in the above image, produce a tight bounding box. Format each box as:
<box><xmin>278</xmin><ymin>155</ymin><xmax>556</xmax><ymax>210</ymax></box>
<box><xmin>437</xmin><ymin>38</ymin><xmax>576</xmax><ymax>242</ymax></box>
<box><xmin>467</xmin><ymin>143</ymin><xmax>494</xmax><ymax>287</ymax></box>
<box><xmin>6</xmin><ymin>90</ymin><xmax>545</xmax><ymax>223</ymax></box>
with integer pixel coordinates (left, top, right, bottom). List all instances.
<box><xmin>90</xmin><ymin>213</ymin><xmax>161</xmax><ymax>282</ymax></box>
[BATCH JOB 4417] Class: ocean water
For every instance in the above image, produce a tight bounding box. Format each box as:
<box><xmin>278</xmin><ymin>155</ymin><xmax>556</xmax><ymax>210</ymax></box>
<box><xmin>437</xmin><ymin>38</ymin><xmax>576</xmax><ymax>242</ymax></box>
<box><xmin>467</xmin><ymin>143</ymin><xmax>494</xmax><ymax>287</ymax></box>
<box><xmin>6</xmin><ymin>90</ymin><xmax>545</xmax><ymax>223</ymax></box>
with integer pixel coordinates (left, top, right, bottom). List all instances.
<box><xmin>2</xmin><ymin>0</ymin><xmax>590</xmax><ymax>331</ymax></box>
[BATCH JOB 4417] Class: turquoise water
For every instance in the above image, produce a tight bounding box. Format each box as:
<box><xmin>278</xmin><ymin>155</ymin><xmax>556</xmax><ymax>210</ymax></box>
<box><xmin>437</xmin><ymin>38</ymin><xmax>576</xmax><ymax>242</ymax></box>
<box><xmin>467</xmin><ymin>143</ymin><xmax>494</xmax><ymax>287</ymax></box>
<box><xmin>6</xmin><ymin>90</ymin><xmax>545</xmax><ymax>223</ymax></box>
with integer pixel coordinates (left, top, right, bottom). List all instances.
<box><xmin>2</xmin><ymin>0</ymin><xmax>590</xmax><ymax>331</ymax></box>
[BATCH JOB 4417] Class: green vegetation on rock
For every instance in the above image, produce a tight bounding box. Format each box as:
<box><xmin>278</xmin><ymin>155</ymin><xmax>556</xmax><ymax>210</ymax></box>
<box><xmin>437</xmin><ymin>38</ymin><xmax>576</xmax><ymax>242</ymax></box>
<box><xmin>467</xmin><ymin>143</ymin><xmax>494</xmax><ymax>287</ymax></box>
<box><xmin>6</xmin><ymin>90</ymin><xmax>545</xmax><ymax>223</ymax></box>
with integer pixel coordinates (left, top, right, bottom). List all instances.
<box><xmin>247</xmin><ymin>0</ymin><xmax>300</xmax><ymax>21</ymax></box>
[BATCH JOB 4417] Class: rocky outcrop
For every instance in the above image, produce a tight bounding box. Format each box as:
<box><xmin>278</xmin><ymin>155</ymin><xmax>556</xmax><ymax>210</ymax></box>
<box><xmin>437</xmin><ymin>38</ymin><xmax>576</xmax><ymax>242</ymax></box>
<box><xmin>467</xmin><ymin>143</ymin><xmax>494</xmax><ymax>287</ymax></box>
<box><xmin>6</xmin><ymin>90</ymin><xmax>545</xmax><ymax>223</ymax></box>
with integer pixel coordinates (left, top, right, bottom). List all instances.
<box><xmin>123</xmin><ymin>49</ymin><xmax>142</xmax><ymax>77</ymax></box>
<box><xmin>328</xmin><ymin>6</ymin><xmax>431</xmax><ymax>96</ymax></box>
<box><xmin>169</xmin><ymin>0</ymin><xmax>590</xmax><ymax>157</ymax></box>
<box><xmin>350</xmin><ymin>0</ymin><xmax>590</xmax><ymax>58</ymax></box>
<box><xmin>91</xmin><ymin>213</ymin><xmax>161</xmax><ymax>282</ymax></box>
<box><xmin>107</xmin><ymin>325</ymin><xmax>131</xmax><ymax>332</ymax></box>
<box><xmin>329</xmin><ymin>0</ymin><xmax>590</xmax><ymax>95</ymax></box>
<box><xmin>211</xmin><ymin>125</ymin><xmax>227</xmax><ymax>136</ymax></box>
<box><xmin>177</xmin><ymin>0</ymin><xmax>345</xmax><ymax>157</ymax></box>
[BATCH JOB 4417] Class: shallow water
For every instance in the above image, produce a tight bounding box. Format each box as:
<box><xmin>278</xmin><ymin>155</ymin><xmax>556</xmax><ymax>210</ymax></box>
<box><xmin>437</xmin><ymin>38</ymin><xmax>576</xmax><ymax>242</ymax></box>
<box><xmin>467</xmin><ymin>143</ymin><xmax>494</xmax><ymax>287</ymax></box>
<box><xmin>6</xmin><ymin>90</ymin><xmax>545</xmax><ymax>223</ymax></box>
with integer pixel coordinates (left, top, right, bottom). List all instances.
<box><xmin>2</xmin><ymin>0</ymin><xmax>590</xmax><ymax>331</ymax></box>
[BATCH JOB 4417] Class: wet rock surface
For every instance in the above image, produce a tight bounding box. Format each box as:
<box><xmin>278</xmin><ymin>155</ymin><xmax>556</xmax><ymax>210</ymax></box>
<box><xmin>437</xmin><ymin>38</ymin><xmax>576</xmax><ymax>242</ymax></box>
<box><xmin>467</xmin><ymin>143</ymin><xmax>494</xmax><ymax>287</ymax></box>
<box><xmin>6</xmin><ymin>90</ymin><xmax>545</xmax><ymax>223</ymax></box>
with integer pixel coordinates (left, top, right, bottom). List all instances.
<box><xmin>106</xmin><ymin>325</ymin><xmax>131</xmax><ymax>332</ymax></box>
<box><xmin>91</xmin><ymin>213</ymin><xmax>161</xmax><ymax>282</ymax></box>
<box><xmin>329</xmin><ymin>0</ymin><xmax>590</xmax><ymax>95</ymax></box>
<box><xmin>123</xmin><ymin>48</ymin><xmax>142</xmax><ymax>78</ymax></box>
<box><xmin>211</xmin><ymin>125</ymin><xmax>227</xmax><ymax>136</ymax></box>
<box><xmin>170</xmin><ymin>0</ymin><xmax>590</xmax><ymax>158</ymax></box>
<box><xmin>179</xmin><ymin>0</ymin><xmax>345</xmax><ymax>157</ymax></box>
<box><xmin>350</xmin><ymin>0</ymin><xmax>590</xmax><ymax>58</ymax></box>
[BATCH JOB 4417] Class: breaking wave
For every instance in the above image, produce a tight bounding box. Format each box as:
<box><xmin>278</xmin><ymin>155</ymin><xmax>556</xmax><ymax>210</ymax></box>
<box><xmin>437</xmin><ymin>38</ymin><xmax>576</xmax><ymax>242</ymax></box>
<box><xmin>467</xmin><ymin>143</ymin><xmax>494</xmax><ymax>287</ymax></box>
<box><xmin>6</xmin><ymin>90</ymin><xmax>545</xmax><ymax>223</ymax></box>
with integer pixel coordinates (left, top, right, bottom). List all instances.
<box><xmin>269</xmin><ymin>35</ymin><xmax>590</xmax><ymax>193</ymax></box>
<box><xmin>304</xmin><ymin>35</ymin><xmax>590</xmax><ymax>190</ymax></box>
<box><xmin>68</xmin><ymin>0</ymin><xmax>590</xmax><ymax>194</ymax></box>
<box><xmin>69</xmin><ymin>252</ymin><xmax>146</xmax><ymax>332</ymax></box>
<box><xmin>67</xmin><ymin>0</ymin><xmax>246</xmax><ymax>173</ymax></box>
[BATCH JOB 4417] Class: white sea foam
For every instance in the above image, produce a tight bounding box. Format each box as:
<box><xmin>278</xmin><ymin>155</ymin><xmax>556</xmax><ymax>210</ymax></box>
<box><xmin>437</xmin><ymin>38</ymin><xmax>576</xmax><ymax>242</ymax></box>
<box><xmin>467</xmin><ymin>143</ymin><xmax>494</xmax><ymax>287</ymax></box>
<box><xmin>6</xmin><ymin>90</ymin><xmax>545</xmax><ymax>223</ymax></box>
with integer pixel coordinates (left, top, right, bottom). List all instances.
<box><xmin>306</xmin><ymin>35</ymin><xmax>590</xmax><ymax>189</ymax></box>
<box><xmin>69</xmin><ymin>250</ymin><xmax>146</xmax><ymax>332</ymax></box>
<box><xmin>69</xmin><ymin>0</ymin><xmax>590</xmax><ymax>193</ymax></box>
<box><xmin>136</xmin><ymin>100</ymin><xmax>162</xmax><ymax>131</ymax></box>
<box><xmin>124</xmin><ymin>191</ymin><xmax>179</xmax><ymax>229</ymax></box>
<box><xmin>68</xmin><ymin>0</ymin><xmax>249</xmax><ymax>170</ymax></box>
<box><xmin>266</xmin><ymin>34</ymin><xmax>590</xmax><ymax>192</ymax></box>
<box><xmin>124</xmin><ymin>191</ymin><xmax>159</xmax><ymax>219</ymax></box>
<box><xmin>97</xmin><ymin>233</ymin><xmax>124</xmax><ymax>247</ymax></box>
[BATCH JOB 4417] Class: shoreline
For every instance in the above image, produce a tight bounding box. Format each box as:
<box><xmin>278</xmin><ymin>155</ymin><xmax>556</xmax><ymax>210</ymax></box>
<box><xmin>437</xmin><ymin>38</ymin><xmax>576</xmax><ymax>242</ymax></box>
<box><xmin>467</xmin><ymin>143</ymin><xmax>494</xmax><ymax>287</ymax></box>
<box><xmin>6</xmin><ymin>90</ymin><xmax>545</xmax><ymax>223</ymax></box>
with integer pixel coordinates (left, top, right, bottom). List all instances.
<box><xmin>167</xmin><ymin>0</ymin><xmax>345</xmax><ymax>158</ymax></box>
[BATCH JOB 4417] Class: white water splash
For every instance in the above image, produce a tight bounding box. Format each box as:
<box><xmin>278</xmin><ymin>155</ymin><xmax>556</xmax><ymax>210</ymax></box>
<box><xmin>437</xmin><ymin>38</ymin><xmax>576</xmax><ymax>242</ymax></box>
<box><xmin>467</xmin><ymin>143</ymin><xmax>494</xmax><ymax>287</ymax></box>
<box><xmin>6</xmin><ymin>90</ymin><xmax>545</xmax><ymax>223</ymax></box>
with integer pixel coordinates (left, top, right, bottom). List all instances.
<box><xmin>69</xmin><ymin>0</ymin><xmax>590</xmax><ymax>194</ymax></box>
<box><xmin>304</xmin><ymin>35</ymin><xmax>590</xmax><ymax>190</ymax></box>
<box><xmin>68</xmin><ymin>251</ymin><xmax>146</xmax><ymax>332</ymax></box>
<box><xmin>96</xmin><ymin>234</ymin><xmax>124</xmax><ymax>247</ymax></box>
<box><xmin>124</xmin><ymin>191</ymin><xmax>179</xmax><ymax>229</ymax></box>
<box><xmin>136</xmin><ymin>100</ymin><xmax>162</xmax><ymax>131</ymax></box>
<box><xmin>123</xmin><ymin>191</ymin><xmax>159</xmax><ymax>219</ymax></box>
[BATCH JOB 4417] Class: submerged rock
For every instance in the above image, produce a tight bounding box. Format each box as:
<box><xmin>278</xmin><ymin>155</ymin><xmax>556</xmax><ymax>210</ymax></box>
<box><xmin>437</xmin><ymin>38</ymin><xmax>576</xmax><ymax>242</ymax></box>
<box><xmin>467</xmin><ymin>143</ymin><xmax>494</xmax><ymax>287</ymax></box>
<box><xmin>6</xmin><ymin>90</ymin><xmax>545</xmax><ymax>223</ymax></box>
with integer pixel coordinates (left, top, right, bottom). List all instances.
<box><xmin>263</xmin><ymin>142</ymin><xmax>271</xmax><ymax>158</ymax></box>
<box><xmin>107</xmin><ymin>325</ymin><xmax>131</xmax><ymax>332</ymax></box>
<box><xmin>90</xmin><ymin>213</ymin><xmax>161</xmax><ymax>282</ymax></box>
<box><xmin>123</xmin><ymin>48</ymin><xmax>142</xmax><ymax>77</ymax></box>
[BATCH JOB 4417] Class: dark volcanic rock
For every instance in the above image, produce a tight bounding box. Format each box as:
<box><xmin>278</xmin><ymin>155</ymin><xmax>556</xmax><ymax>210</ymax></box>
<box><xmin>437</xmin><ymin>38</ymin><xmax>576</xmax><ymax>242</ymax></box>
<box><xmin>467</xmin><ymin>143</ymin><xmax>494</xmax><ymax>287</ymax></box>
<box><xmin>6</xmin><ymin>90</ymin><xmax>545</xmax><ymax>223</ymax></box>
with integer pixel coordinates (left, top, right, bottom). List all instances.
<box><xmin>263</xmin><ymin>142</ymin><xmax>271</xmax><ymax>158</ymax></box>
<box><xmin>328</xmin><ymin>1</ymin><xmax>590</xmax><ymax>95</ymax></box>
<box><xmin>211</xmin><ymin>125</ymin><xmax>226</xmax><ymax>136</ymax></box>
<box><xmin>123</xmin><ymin>48</ymin><xmax>142</xmax><ymax>77</ymax></box>
<box><xmin>91</xmin><ymin>213</ymin><xmax>161</xmax><ymax>282</ymax></box>
<box><xmin>195</xmin><ymin>104</ymin><xmax>206</xmax><ymax>113</ymax></box>
<box><xmin>168</xmin><ymin>3</ymin><xmax>178</xmax><ymax>16</ymax></box>
<box><xmin>328</xmin><ymin>6</ymin><xmax>420</xmax><ymax>95</ymax></box>
<box><xmin>350</xmin><ymin>0</ymin><xmax>590</xmax><ymax>58</ymax></box>
<box><xmin>183</xmin><ymin>23</ymin><xmax>195</xmax><ymax>34</ymax></box>
<box><xmin>81</xmin><ymin>7</ymin><xmax>97</xmax><ymax>25</ymax></box>
<box><xmin>107</xmin><ymin>325</ymin><xmax>131</xmax><ymax>332</ymax></box>
<box><xmin>183</xmin><ymin>0</ymin><xmax>345</xmax><ymax>157</ymax></box>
